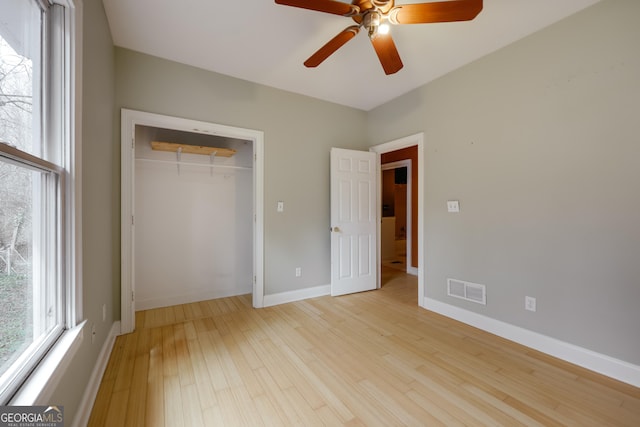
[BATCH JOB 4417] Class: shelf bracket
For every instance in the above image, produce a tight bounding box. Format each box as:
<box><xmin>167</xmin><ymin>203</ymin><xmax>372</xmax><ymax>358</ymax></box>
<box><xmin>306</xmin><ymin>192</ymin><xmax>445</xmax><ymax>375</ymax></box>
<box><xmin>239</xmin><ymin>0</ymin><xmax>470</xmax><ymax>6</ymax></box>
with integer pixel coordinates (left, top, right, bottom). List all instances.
<box><xmin>209</xmin><ymin>151</ymin><xmax>217</xmax><ymax>176</ymax></box>
<box><xmin>176</xmin><ymin>147</ymin><xmax>182</xmax><ymax>175</ymax></box>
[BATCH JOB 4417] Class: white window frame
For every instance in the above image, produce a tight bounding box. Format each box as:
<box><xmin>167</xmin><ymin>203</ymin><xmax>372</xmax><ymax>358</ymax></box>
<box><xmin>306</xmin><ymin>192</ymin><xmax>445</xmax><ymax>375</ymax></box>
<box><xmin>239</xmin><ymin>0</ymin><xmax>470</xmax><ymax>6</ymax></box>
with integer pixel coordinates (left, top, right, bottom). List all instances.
<box><xmin>0</xmin><ymin>0</ymin><xmax>84</xmax><ymax>406</ymax></box>
<box><xmin>0</xmin><ymin>144</ymin><xmax>64</xmax><ymax>398</ymax></box>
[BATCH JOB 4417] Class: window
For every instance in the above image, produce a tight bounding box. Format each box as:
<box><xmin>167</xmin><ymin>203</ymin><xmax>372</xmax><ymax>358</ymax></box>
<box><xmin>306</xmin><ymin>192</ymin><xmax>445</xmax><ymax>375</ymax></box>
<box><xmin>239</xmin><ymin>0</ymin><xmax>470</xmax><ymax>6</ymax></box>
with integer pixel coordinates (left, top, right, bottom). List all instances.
<box><xmin>0</xmin><ymin>0</ymin><xmax>78</xmax><ymax>404</ymax></box>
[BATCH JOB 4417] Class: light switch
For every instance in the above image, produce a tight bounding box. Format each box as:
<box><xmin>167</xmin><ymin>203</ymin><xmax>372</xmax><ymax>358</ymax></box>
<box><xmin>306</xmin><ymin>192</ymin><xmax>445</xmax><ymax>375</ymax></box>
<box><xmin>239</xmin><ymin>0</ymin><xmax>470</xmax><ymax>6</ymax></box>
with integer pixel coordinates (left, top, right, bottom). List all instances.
<box><xmin>277</xmin><ymin>201</ymin><xmax>284</xmax><ymax>212</ymax></box>
<box><xmin>447</xmin><ymin>200</ymin><xmax>460</xmax><ymax>213</ymax></box>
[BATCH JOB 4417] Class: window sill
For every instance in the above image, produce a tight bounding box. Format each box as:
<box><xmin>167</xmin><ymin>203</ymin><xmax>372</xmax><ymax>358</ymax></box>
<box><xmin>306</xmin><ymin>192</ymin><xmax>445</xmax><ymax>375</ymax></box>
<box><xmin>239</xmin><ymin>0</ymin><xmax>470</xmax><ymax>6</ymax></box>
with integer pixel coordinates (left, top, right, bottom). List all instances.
<box><xmin>10</xmin><ymin>320</ymin><xmax>86</xmax><ymax>405</ymax></box>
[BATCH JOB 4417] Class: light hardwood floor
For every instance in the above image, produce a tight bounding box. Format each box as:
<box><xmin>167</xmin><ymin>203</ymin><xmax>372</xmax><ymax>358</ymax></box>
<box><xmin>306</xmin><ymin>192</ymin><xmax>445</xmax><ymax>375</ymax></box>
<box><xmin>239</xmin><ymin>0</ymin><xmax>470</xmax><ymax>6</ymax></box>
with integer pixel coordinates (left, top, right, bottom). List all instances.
<box><xmin>88</xmin><ymin>269</ymin><xmax>640</xmax><ymax>426</ymax></box>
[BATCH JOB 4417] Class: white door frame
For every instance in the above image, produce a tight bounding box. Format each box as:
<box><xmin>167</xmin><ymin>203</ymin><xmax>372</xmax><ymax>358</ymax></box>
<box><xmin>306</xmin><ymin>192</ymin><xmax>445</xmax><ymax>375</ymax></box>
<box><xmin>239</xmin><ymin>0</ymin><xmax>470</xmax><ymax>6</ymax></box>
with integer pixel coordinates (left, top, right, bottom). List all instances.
<box><xmin>370</xmin><ymin>133</ymin><xmax>425</xmax><ymax>307</ymax></box>
<box><xmin>120</xmin><ymin>109</ymin><xmax>265</xmax><ymax>334</ymax></box>
<box><xmin>381</xmin><ymin>159</ymin><xmax>415</xmax><ymax>276</ymax></box>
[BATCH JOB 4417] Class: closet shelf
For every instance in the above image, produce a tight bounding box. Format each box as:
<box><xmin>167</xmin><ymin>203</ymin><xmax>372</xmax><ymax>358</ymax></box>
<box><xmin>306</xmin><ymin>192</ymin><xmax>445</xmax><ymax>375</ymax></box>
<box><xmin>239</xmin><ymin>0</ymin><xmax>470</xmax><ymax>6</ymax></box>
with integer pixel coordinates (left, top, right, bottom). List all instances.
<box><xmin>151</xmin><ymin>141</ymin><xmax>236</xmax><ymax>157</ymax></box>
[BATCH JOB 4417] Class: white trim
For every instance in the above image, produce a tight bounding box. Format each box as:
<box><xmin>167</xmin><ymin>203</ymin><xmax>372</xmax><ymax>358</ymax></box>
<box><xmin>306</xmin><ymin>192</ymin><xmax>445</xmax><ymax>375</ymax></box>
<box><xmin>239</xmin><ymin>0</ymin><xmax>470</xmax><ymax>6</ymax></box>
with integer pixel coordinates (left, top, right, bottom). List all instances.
<box><xmin>69</xmin><ymin>0</ymin><xmax>83</xmax><ymax>325</ymax></box>
<box><xmin>263</xmin><ymin>285</ymin><xmax>330</xmax><ymax>307</ymax></box>
<box><xmin>381</xmin><ymin>159</ymin><xmax>412</xmax><ymax>276</ymax></box>
<box><xmin>406</xmin><ymin>266</ymin><xmax>418</xmax><ymax>276</ymax></box>
<box><xmin>120</xmin><ymin>109</ymin><xmax>135</xmax><ymax>334</ymax></box>
<box><xmin>253</xmin><ymin>130</ymin><xmax>265</xmax><ymax>308</ymax></box>
<box><xmin>10</xmin><ymin>321</ymin><xmax>86</xmax><ymax>405</ymax></box>
<box><xmin>370</xmin><ymin>133</ymin><xmax>425</xmax><ymax>307</ymax></box>
<box><xmin>120</xmin><ymin>109</ymin><xmax>265</xmax><ymax>333</ymax></box>
<box><xmin>136</xmin><ymin>289</ymin><xmax>252</xmax><ymax>311</ymax></box>
<box><xmin>72</xmin><ymin>321</ymin><xmax>120</xmax><ymax>427</ymax></box>
<box><xmin>424</xmin><ymin>297</ymin><xmax>640</xmax><ymax>388</ymax></box>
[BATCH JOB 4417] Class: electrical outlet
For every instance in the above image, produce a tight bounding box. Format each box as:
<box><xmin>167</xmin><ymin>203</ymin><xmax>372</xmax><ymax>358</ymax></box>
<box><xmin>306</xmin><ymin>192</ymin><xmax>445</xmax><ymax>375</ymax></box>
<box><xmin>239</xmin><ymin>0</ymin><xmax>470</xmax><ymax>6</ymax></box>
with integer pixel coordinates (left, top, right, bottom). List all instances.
<box><xmin>447</xmin><ymin>200</ymin><xmax>460</xmax><ymax>213</ymax></box>
<box><xmin>277</xmin><ymin>201</ymin><xmax>284</xmax><ymax>212</ymax></box>
<box><xmin>525</xmin><ymin>296</ymin><xmax>536</xmax><ymax>312</ymax></box>
<box><xmin>295</xmin><ymin>267</ymin><xmax>302</xmax><ymax>277</ymax></box>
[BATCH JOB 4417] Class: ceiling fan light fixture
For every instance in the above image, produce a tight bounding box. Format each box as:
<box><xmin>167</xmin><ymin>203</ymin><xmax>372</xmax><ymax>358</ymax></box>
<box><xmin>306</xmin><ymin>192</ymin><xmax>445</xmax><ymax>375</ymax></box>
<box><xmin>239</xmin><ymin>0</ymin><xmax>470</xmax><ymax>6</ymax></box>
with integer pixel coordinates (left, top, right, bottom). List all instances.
<box><xmin>363</xmin><ymin>10</ymin><xmax>381</xmax><ymax>28</ymax></box>
<box><xmin>364</xmin><ymin>11</ymin><xmax>382</xmax><ymax>38</ymax></box>
<box><xmin>378</xmin><ymin>22</ymin><xmax>390</xmax><ymax>35</ymax></box>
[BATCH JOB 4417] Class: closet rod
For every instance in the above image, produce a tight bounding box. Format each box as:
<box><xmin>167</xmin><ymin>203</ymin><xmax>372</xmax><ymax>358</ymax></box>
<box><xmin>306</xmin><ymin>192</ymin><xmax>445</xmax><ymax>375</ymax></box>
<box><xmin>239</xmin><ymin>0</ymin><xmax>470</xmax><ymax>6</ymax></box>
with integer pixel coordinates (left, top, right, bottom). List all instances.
<box><xmin>135</xmin><ymin>157</ymin><xmax>251</xmax><ymax>171</ymax></box>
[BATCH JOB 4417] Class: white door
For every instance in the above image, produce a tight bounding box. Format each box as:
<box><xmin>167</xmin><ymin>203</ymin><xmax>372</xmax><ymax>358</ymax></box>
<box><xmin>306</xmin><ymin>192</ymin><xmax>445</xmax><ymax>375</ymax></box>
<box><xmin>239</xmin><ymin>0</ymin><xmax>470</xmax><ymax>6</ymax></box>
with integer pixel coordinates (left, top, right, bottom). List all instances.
<box><xmin>330</xmin><ymin>148</ymin><xmax>378</xmax><ymax>296</ymax></box>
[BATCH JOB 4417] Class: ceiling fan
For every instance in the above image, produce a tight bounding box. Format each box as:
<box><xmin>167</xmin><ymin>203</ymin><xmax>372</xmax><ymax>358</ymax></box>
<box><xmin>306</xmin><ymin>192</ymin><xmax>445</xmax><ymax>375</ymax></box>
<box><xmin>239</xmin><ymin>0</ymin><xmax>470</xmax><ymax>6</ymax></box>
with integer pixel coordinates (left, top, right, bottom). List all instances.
<box><xmin>275</xmin><ymin>0</ymin><xmax>483</xmax><ymax>75</ymax></box>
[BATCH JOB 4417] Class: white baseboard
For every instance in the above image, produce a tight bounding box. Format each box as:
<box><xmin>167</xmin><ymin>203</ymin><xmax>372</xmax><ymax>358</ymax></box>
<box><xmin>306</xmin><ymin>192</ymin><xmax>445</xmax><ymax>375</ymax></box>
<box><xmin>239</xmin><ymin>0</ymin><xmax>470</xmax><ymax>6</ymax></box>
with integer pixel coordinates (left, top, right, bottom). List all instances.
<box><xmin>136</xmin><ymin>287</ymin><xmax>252</xmax><ymax>311</ymax></box>
<box><xmin>263</xmin><ymin>284</ymin><xmax>330</xmax><ymax>307</ymax></box>
<box><xmin>424</xmin><ymin>297</ymin><xmax>640</xmax><ymax>388</ymax></box>
<box><xmin>72</xmin><ymin>321</ymin><xmax>121</xmax><ymax>427</ymax></box>
<box><xmin>407</xmin><ymin>266</ymin><xmax>418</xmax><ymax>276</ymax></box>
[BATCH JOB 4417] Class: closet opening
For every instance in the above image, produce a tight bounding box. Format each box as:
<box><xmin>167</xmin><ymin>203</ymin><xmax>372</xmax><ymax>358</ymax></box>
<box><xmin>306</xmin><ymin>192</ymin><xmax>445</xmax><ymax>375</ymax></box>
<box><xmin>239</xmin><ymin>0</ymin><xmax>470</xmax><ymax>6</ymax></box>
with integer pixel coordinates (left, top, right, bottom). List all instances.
<box><xmin>135</xmin><ymin>125</ymin><xmax>253</xmax><ymax>310</ymax></box>
<box><xmin>121</xmin><ymin>109</ymin><xmax>264</xmax><ymax>334</ymax></box>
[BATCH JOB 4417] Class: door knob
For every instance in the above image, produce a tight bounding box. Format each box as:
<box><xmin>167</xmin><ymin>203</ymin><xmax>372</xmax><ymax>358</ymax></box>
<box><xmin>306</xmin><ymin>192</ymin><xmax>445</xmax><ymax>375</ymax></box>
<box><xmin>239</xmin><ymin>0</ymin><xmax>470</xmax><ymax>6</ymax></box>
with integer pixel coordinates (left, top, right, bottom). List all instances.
<box><xmin>331</xmin><ymin>226</ymin><xmax>341</xmax><ymax>233</ymax></box>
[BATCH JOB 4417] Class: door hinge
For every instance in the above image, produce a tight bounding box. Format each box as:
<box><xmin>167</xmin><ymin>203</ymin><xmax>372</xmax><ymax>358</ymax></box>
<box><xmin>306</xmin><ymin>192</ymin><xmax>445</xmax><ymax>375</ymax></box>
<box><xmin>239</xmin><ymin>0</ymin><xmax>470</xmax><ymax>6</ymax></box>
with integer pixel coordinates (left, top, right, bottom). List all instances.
<box><xmin>131</xmin><ymin>290</ymin><xmax>135</xmax><ymax>301</ymax></box>
<box><xmin>131</xmin><ymin>215</ymin><xmax>135</xmax><ymax>226</ymax></box>
<box><xmin>254</xmin><ymin>276</ymin><xmax>256</xmax><ymax>284</ymax></box>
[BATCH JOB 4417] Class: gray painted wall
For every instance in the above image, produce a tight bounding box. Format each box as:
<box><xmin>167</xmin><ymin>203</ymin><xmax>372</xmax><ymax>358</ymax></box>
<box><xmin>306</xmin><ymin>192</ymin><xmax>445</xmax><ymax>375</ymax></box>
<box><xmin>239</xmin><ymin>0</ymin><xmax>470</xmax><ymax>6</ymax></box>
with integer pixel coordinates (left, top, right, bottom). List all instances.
<box><xmin>115</xmin><ymin>48</ymin><xmax>368</xmax><ymax>297</ymax></box>
<box><xmin>48</xmin><ymin>0</ymin><xmax>116</xmax><ymax>422</ymax></box>
<box><xmin>367</xmin><ymin>0</ymin><xmax>640</xmax><ymax>365</ymax></box>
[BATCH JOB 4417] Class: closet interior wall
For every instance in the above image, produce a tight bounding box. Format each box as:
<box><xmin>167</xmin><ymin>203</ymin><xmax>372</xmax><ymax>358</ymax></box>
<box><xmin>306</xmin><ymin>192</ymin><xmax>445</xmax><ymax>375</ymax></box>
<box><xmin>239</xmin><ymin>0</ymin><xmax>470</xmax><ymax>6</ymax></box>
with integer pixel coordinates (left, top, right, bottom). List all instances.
<box><xmin>133</xmin><ymin>125</ymin><xmax>253</xmax><ymax>310</ymax></box>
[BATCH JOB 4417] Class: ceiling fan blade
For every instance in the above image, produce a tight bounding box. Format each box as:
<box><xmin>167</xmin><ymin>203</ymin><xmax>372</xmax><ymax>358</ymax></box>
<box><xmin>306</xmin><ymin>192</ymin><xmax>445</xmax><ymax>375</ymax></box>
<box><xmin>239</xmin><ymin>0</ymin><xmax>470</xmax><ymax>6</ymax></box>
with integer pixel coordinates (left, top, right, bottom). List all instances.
<box><xmin>304</xmin><ymin>26</ymin><xmax>360</xmax><ymax>68</ymax></box>
<box><xmin>388</xmin><ymin>0</ymin><xmax>482</xmax><ymax>25</ymax></box>
<box><xmin>275</xmin><ymin>0</ymin><xmax>359</xmax><ymax>17</ymax></box>
<box><xmin>370</xmin><ymin>33</ymin><xmax>403</xmax><ymax>75</ymax></box>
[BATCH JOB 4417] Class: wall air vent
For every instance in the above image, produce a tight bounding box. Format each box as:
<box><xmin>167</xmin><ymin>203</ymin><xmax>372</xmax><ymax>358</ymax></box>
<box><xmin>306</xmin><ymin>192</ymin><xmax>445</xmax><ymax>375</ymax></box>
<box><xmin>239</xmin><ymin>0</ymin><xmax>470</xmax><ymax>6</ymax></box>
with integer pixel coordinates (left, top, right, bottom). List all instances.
<box><xmin>447</xmin><ymin>278</ymin><xmax>486</xmax><ymax>305</ymax></box>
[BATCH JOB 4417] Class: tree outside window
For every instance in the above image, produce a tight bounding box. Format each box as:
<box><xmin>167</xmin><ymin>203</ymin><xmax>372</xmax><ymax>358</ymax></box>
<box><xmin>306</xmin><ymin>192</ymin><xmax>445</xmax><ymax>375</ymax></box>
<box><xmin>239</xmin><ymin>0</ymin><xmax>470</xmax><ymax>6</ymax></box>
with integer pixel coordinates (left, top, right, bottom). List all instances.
<box><xmin>0</xmin><ymin>10</ymin><xmax>37</xmax><ymax>374</ymax></box>
<box><xmin>0</xmin><ymin>0</ymin><xmax>65</xmax><ymax>402</ymax></box>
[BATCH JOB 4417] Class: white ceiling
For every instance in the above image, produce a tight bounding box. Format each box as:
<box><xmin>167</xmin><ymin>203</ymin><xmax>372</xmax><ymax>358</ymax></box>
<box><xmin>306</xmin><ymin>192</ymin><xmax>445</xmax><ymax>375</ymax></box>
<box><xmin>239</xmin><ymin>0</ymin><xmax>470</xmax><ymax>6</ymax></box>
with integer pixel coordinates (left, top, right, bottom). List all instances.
<box><xmin>103</xmin><ymin>0</ymin><xmax>600</xmax><ymax>111</ymax></box>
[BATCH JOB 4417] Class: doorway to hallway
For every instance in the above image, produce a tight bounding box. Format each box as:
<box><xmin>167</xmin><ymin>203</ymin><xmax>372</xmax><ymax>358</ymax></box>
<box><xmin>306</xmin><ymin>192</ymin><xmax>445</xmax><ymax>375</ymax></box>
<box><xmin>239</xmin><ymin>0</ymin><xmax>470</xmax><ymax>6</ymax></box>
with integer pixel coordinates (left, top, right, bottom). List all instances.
<box><xmin>381</xmin><ymin>161</ymin><xmax>411</xmax><ymax>276</ymax></box>
<box><xmin>371</xmin><ymin>133</ymin><xmax>424</xmax><ymax>307</ymax></box>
